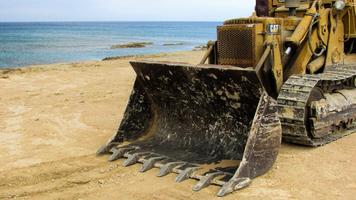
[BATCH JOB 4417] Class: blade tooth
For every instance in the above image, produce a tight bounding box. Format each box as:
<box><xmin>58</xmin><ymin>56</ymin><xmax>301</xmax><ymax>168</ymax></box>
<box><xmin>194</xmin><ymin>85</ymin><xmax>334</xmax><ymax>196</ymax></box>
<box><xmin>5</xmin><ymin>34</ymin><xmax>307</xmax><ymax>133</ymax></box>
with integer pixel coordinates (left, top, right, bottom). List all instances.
<box><xmin>96</xmin><ymin>142</ymin><xmax>119</xmax><ymax>155</ymax></box>
<box><xmin>123</xmin><ymin>152</ymin><xmax>150</xmax><ymax>167</ymax></box>
<box><xmin>217</xmin><ymin>179</ymin><xmax>238</xmax><ymax>197</ymax></box>
<box><xmin>108</xmin><ymin>147</ymin><xmax>136</xmax><ymax>162</ymax></box>
<box><xmin>139</xmin><ymin>156</ymin><xmax>166</xmax><ymax>173</ymax></box>
<box><xmin>217</xmin><ymin>178</ymin><xmax>251</xmax><ymax>197</ymax></box>
<box><xmin>175</xmin><ymin>167</ymin><xmax>200</xmax><ymax>183</ymax></box>
<box><xmin>109</xmin><ymin>147</ymin><xmax>117</xmax><ymax>153</ymax></box>
<box><xmin>96</xmin><ymin>145</ymin><xmax>114</xmax><ymax>156</ymax></box>
<box><xmin>192</xmin><ymin>172</ymin><xmax>225</xmax><ymax>191</ymax></box>
<box><xmin>157</xmin><ymin>162</ymin><xmax>186</xmax><ymax>177</ymax></box>
<box><xmin>96</xmin><ymin>145</ymin><xmax>110</xmax><ymax>155</ymax></box>
<box><xmin>108</xmin><ymin>148</ymin><xmax>121</xmax><ymax>162</ymax></box>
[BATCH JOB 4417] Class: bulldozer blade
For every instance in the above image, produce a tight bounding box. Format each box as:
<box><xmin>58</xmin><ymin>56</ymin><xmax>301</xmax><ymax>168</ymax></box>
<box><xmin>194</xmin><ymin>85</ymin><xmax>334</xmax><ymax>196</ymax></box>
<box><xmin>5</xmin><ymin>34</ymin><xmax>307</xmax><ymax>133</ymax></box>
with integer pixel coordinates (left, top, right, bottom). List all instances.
<box><xmin>98</xmin><ymin>61</ymin><xmax>282</xmax><ymax>196</ymax></box>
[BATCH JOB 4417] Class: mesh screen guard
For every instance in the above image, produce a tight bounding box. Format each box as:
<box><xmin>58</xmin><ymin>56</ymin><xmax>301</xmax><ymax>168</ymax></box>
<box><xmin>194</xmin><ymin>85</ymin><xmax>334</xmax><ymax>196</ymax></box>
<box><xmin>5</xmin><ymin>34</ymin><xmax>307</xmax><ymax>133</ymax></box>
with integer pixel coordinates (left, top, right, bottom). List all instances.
<box><xmin>217</xmin><ymin>24</ymin><xmax>263</xmax><ymax>68</ymax></box>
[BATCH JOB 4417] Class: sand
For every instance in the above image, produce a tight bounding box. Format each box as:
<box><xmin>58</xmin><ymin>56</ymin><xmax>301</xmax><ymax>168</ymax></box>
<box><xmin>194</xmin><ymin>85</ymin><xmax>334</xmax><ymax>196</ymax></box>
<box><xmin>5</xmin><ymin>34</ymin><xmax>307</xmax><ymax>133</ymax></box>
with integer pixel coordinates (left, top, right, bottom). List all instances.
<box><xmin>0</xmin><ymin>51</ymin><xmax>355</xmax><ymax>200</ymax></box>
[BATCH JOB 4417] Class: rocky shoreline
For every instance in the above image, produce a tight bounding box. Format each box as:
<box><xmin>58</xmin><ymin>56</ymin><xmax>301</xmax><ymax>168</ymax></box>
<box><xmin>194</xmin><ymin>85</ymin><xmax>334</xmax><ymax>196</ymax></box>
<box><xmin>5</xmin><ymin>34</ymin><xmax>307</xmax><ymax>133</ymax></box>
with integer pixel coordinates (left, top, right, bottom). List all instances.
<box><xmin>110</xmin><ymin>42</ymin><xmax>153</xmax><ymax>49</ymax></box>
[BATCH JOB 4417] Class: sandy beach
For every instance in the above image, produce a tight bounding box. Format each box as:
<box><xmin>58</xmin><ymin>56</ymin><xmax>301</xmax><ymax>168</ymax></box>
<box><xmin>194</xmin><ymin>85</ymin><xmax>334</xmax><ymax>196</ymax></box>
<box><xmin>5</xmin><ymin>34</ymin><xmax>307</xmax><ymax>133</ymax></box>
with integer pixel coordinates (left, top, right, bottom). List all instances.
<box><xmin>0</xmin><ymin>50</ymin><xmax>356</xmax><ymax>200</ymax></box>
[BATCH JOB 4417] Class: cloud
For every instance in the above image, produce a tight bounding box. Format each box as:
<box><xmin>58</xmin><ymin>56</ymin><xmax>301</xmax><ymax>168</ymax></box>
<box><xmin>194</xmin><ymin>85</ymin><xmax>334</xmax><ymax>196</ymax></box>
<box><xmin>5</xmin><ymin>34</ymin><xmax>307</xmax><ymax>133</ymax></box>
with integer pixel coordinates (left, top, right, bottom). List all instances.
<box><xmin>0</xmin><ymin>0</ymin><xmax>255</xmax><ymax>22</ymax></box>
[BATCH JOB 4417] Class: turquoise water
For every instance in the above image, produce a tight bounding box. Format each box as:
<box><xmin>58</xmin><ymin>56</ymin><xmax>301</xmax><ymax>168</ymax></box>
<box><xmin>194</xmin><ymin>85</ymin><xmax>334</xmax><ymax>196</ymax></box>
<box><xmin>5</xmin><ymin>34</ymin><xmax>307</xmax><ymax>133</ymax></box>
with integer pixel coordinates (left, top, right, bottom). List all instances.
<box><xmin>0</xmin><ymin>22</ymin><xmax>220</xmax><ymax>68</ymax></box>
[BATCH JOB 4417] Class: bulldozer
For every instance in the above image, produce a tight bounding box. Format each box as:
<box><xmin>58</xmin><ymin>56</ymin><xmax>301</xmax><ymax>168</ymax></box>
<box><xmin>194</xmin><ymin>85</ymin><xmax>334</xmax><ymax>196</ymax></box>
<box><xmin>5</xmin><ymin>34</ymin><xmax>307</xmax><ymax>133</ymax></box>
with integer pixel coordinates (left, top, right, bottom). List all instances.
<box><xmin>97</xmin><ymin>0</ymin><xmax>356</xmax><ymax>197</ymax></box>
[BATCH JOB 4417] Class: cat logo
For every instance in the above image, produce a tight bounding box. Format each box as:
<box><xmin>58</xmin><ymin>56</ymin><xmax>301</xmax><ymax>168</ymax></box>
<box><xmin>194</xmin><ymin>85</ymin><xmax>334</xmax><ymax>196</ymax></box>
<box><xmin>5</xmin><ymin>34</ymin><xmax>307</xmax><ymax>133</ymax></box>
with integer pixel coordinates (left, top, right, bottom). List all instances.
<box><xmin>267</xmin><ymin>24</ymin><xmax>280</xmax><ymax>34</ymax></box>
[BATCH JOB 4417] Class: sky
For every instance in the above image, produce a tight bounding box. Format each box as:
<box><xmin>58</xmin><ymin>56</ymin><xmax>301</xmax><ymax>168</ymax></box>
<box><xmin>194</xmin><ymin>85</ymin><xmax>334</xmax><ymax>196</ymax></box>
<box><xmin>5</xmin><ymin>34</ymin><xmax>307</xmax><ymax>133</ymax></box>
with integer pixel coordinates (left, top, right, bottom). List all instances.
<box><xmin>0</xmin><ymin>0</ymin><xmax>255</xmax><ymax>22</ymax></box>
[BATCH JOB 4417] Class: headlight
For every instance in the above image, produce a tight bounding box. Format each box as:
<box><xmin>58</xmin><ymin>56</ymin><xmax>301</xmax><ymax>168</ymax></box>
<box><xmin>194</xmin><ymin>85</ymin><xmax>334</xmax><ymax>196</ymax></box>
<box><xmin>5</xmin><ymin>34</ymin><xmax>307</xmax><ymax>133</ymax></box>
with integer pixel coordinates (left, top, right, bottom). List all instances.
<box><xmin>334</xmin><ymin>0</ymin><xmax>346</xmax><ymax>11</ymax></box>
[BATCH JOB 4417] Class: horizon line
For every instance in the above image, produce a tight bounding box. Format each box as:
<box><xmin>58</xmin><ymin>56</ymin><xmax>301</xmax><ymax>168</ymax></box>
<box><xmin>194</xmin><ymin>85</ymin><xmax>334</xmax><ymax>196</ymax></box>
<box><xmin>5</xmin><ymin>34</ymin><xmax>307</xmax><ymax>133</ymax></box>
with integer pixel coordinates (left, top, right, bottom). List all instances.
<box><xmin>0</xmin><ymin>20</ymin><xmax>223</xmax><ymax>23</ymax></box>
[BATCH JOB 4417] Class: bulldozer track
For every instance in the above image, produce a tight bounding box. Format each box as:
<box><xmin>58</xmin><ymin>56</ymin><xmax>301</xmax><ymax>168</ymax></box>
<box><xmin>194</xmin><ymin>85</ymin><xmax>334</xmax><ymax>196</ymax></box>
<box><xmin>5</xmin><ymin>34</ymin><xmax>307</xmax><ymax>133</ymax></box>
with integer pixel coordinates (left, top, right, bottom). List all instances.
<box><xmin>278</xmin><ymin>64</ymin><xmax>356</xmax><ymax>146</ymax></box>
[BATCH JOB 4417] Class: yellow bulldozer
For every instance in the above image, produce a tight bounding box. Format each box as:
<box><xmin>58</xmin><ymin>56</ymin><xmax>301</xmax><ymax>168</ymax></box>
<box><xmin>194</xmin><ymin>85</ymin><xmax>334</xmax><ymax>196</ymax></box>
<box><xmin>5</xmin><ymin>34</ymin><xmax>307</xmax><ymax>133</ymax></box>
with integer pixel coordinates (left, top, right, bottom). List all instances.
<box><xmin>98</xmin><ymin>0</ymin><xmax>356</xmax><ymax>196</ymax></box>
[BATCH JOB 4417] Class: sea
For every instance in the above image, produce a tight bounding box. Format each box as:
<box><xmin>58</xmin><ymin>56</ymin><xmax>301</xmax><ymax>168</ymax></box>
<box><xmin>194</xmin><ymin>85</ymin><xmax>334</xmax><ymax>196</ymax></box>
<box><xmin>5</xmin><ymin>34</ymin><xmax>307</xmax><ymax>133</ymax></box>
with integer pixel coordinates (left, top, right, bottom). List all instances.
<box><xmin>0</xmin><ymin>22</ymin><xmax>220</xmax><ymax>68</ymax></box>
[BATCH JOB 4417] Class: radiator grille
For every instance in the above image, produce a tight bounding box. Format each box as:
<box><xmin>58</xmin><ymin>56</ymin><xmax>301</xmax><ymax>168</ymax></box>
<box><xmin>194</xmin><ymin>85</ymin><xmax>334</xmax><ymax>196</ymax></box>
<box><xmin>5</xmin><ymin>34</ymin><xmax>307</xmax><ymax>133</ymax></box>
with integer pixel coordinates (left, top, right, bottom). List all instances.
<box><xmin>217</xmin><ymin>25</ymin><xmax>256</xmax><ymax>68</ymax></box>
